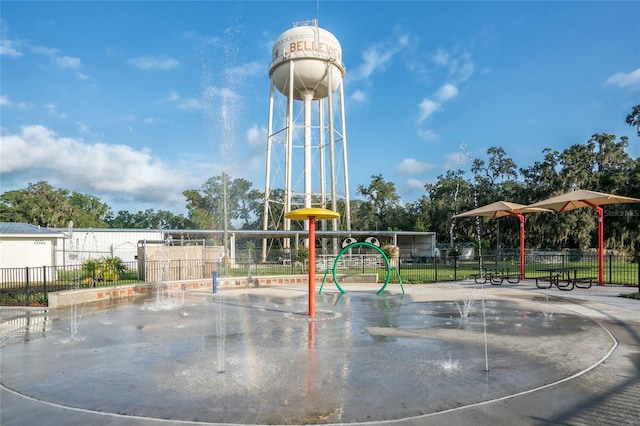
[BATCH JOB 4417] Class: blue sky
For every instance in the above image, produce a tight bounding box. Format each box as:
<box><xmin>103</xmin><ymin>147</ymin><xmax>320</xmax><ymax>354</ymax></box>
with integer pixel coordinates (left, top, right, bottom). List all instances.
<box><xmin>1</xmin><ymin>1</ymin><xmax>639</xmax><ymax>216</ymax></box>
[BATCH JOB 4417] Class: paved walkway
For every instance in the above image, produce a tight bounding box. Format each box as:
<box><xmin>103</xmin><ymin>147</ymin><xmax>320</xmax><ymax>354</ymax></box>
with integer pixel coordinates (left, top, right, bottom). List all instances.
<box><xmin>1</xmin><ymin>280</ymin><xmax>639</xmax><ymax>425</ymax></box>
<box><xmin>412</xmin><ymin>281</ymin><xmax>640</xmax><ymax>426</ymax></box>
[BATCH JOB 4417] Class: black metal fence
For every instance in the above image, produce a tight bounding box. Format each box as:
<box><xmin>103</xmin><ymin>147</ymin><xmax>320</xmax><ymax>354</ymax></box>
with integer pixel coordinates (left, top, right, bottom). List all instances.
<box><xmin>445</xmin><ymin>251</ymin><xmax>639</xmax><ymax>286</ymax></box>
<box><xmin>1</xmin><ymin>251</ymin><xmax>638</xmax><ymax>306</ymax></box>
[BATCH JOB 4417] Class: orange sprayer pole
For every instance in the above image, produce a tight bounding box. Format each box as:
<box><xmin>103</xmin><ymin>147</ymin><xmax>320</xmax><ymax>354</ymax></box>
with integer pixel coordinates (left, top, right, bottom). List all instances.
<box><xmin>308</xmin><ymin>215</ymin><xmax>316</xmax><ymax>317</ymax></box>
<box><xmin>284</xmin><ymin>208</ymin><xmax>340</xmax><ymax>317</ymax></box>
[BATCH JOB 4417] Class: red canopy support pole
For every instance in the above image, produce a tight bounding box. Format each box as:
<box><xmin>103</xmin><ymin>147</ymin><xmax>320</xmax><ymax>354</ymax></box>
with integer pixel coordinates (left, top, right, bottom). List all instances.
<box><xmin>517</xmin><ymin>214</ymin><xmax>525</xmax><ymax>280</ymax></box>
<box><xmin>582</xmin><ymin>200</ymin><xmax>604</xmax><ymax>285</ymax></box>
<box><xmin>596</xmin><ymin>206</ymin><xmax>604</xmax><ymax>285</ymax></box>
<box><xmin>308</xmin><ymin>215</ymin><xmax>316</xmax><ymax>317</ymax></box>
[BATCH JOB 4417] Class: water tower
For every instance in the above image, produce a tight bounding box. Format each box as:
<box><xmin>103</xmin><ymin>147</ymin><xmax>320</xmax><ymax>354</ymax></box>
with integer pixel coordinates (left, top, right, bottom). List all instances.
<box><xmin>262</xmin><ymin>20</ymin><xmax>351</xmax><ymax>257</ymax></box>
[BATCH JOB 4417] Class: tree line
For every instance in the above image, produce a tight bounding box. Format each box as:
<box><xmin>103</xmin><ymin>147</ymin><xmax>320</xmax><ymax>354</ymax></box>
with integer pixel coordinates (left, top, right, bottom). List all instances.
<box><xmin>2</xmin><ymin>106</ymin><xmax>639</xmax><ymax>254</ymax></box>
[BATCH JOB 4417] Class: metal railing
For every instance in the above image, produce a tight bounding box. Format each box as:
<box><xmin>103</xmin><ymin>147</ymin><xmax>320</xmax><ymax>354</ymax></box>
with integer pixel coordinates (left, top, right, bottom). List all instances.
<box><xmin>1</xmin><ymin>252</ymin><xmax>638</xmax><ymax>306</ymax></box>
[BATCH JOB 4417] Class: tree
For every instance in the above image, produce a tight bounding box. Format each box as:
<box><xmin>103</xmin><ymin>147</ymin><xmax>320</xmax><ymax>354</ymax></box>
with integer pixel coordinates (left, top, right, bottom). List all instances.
<box><xmin>183</xmin><ymin>173</ymin><xmax>262</xmax><ymax>231</ymax></box>
<box><xmin>471</xmin><ymin>147</ymin><xmax>518</xmax><ymax>189</ymax></box>
<box><xmin>108</xmin><ymin>209</ymin><xmax>191</xmax><ymax>229</ymax></box>
<box><xmin>69</xmin><ymin>192</ymin><xmax>113</xmax><ymax>228</ymax></box>
<box><xmin>591</xmin><ymin>134</ymin><xmax>634</xmax><ymax>192</ymax></box>
<box><xmin>0</xmin><ymin>181</ymin><xmax>111</xmax><ymax>227</ymax></box>
<box><xmin>231</xmin><ymin>179</ymin><xmax>263</xmax><ymax>229</ymax></box>
<box><xmin>406</xmin><ymin>196</ymin><xmax>431</xmax><ymax>232</ymax></box>
<box><xmin>469</xmin><ymin>147</ymin><xmax>520</xmax><ymax>250</ymax></box>
<box><xmin>357</xmin><ymin>174</ymin><xmax>400</xmax><ymax>230</ymax></box>
<box><xmin>108</xmin><ymin>210</ymin><xmax>136</xmax><ymax>228</ymax></box>
<box><xmin>348</xmin><ymin>198</ymin><xmax>373</xmax><ymax>231</ymax></box>
<box><xmin>424</xmin><ymin>170</ymin><xmax>473</xmax><ymax>245</ymax></box>
<box><xmin>626</xmin><ymin>104</ymin><xmax>640</xmax><ymax>137</ymax></box>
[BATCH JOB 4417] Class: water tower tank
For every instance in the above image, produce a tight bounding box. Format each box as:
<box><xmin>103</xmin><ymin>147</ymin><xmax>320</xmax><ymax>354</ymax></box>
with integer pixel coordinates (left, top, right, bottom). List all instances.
<box><xmin>270</xmin><ymin>23</ymin><xmax>345</xmax><ymax>100</ymax></box>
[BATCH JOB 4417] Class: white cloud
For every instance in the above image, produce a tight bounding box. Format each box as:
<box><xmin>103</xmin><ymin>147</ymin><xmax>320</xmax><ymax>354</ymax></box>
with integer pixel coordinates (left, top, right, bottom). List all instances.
<box><xmin>166</xmin><ymin>90</ymin><xmax>180</xmax><ymax>102</ymax></box>
<box><xmin>418</xmin><ymin>99</ymin><xmax>439</xmax><ymax>122</ymax></box>
<box><xmin>433</xmin><ymin>48</ymin><xmax>449</xmax><ymax>66</ymax></box>
<box><xmin>436</xmin><ymin>83</ymin><xmax>459</xmax><ymax>102</ymax></box>
<box><xmin>55</xmin><ymin>55</ymin><xmax>88</xmax><ymax>79</ymax></box>
<box><xmin>44</xmin><ymin>103</ymin><xmax>67</xmax><ymax>119</ymax></box>
<box><xmin>417</xmin><ymin>128</ymin><xmax>439</xmax><ymax>141</ymax></box>
<box><xmin>129</xmin><ymin>55</ymin><xmax>179</xmax><ymax>70</ymax></box>
<box><xmin>0</xmin><ymin>95</ymin><xmax>27</xmax><ymax>109</ymax></box>
<box><xmin>178</xmin><ymin>98</ymin><xmax>208</xmax><ymax>110</ymax></box>
<box><xmin>449</xmin><ymin>52</ymin><xmax>474</xmax><ymax>83</ymax></box>
<box><xmin>76</xmin><ymin>122</ymin><xmax>91</xmax><ymax>134</ymax></box>
<box><xmin>406</xmin><ymin>178</ymin><xmax>426</xmax><ymax>190</ymax></box>
<box><xmin>0</xmin><ymin>125</ymin><xmax>197</xmax><ymax>206</ymax></box>
<box><xmin>356</xmin><ymin>45</ymin><xmax>395</xmax><ymax>80</ymax></box>
<box><xmin>246</xmin><ymin>123</ymin><xmax>265</xmax><ymax>150</ymax></box>
<box><xmin>165</xmin><ymin>90</ymin><xmax>207</xmax><ymax>110</ymax></box>
<box><xmin>350</xmin><ymin>90</ymin><xmax>368</xmax><ymax>104</ymax></box>
<box><xmin>430</xmin><ymin>47</ymin><xmax>475</xmax><ymax>85</ymax></box>
<box><xmin>244</xmin><ymin>124</ymin><xmax>268</xmax><ymax>172</ymax></box>
<box><xmin>19</xmin><ymin>41</ymin><xmax>89</xmax><ymax>78</ymax></box>
<box><xmin>417</xmin><ymin>83</ymin><xmax>460</xmax><ymax>124</ymax></box>
<box><xmin>167</xmin><ymin>85</ymin><xmax>243</xmax><ymax>113</ymax></box>
<box><xmin>30</xmin><ymin>45</ymin><xmax>59</xmax><ymax>56</ymax></box>
<box><xmin>56</xmin><ymin>55</ymin><xmax>81</xmax><ymax>69</ymax></box>
<box><xmin>605</xmin><ymin>68</ymin><xmax>640</xmax><ymax>88</ymax></box>
<box><xmin>350</xmin><ymin>33</ymin><xmax>408</xmax><ymax>81</ymax></box>
<box><xmin>396</xmin><ymin>158</ymin><xmax>435</xmax><ymax>175</ymax></box>
<box><xmin>415</xmin><ymin>49</ymin><xmax>473</xmax><ymax>139</ymax></box>
<box><xmin>227</xmin><ymin>61</ymin><xmax>263</xmax><ymax>78</ymax></box>
<box><xmin>182</xmin><ymin>30</ymin><xmax>220</xmax><ymax>46</ymax></box>
<box><xmin>0</xmin><ymin>38</ymin><xmax>22</xmax><ymax>57</ymax></box>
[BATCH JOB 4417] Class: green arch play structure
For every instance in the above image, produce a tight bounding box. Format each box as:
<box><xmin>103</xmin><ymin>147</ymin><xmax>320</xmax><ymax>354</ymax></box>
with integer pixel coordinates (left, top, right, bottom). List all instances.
<box><xmin>319</xmin><ymin>242</ymin><xmax>404</xmax><ymax>295</ymax></box>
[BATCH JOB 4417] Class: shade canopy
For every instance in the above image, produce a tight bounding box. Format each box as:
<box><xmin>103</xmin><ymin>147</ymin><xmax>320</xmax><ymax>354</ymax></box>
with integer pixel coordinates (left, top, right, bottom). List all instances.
<box><xmin>453</xmin><ymin>201</ymin><xmax>551</xmax><ymax>219</ymax></box>
<box><xmin>453</xmin><ymin>201</ymin><xmax>551</xmax><ymax>280</ymax></box>
<box><xmin>526</xmin><ymin>189</ymin><xmax>640</xmax><ymax>212</ymax></box>
<box><xmin>525</xmin><ymin>189</ymin><xmax>640</xmax><ymax>285</ymax></box>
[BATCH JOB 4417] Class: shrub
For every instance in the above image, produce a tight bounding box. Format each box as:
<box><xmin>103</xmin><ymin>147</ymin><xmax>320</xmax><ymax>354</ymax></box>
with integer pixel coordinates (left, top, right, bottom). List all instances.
<box><xmin>80</xmin><ymin>257</ymin><xmax>127</xmax><ymax>282</ymax></box>
<box><xmin>381</xmin><ymin>245</ymin><xmax>399</xmax><ymax>258</ymax></box>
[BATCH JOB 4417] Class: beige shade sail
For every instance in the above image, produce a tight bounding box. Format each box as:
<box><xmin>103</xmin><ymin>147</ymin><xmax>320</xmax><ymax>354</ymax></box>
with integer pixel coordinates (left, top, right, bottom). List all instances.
<box><xmin>526</xmin><ymin>189</ymin><xmax>640</xmax><ymax>212</ymax></box>
<box><xmin>453</xmin><ymin>201</ymin><xmax>551</xmax><ymax>280</ymax></box>
<box><xmin>453</xmin><ymin>201</ymin><xmax>552</xmax><ymax>219</ymax></box>
<box><xmin>524</xmin><ymin>189</ymin><xmax>640</xmax><ymax>285</ymax></box>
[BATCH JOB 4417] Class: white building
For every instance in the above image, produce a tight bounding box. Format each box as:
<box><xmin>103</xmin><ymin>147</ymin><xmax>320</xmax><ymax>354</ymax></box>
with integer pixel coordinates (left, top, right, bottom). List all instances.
<box><xmin>60</xmin><ymin>228</ymin><xmax>164</xmax><ymax>265</ymax></box>
<box><xmin>0</xmin><ymin>222</ymin><xmax>66</xmax><ymax>269</ymax></box>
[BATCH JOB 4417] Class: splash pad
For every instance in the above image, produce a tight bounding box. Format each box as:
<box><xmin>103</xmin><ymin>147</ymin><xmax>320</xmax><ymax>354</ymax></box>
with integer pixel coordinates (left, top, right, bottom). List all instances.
<box><xmin>1</xmin><ymin>283</ymin><xmax>615</xmax><ymax>425</ymax></box>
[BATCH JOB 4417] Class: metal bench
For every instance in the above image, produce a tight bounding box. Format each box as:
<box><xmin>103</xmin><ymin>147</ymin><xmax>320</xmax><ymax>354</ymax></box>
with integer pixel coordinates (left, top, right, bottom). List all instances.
<box><xmin>470</xmin><ymin>273</ymin><xmax>491</xmax><ymax>284</ymax></box>
<box><xmin>501</xmin><ymin>274</ymin><xmax>521</xmax><ymax>284</ymax></box>
<box><xmin>571</xmin><ymin>277</ymin><xmax>596</xmax><ymax>289</ymax></box>
<box><xmin>535</xmin><ymin>275</ymin><xmax>559</xmax><ymax>289</ymax></box>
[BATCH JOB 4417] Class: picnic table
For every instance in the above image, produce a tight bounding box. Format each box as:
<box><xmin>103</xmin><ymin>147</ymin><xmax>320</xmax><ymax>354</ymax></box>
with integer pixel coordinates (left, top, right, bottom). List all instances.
<box><xmin>535</xmin><ymin>266</ymin><xmax>595</xmax><ymax>291</ymax></box>
<box><xmin>471</xmin><ymin>265</ymin><xmax>520</xmax><ymax>285</ymax></box>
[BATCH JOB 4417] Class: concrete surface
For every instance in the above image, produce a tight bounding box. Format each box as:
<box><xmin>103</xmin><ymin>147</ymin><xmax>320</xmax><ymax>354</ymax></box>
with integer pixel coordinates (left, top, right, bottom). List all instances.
<box><xmin>1</xmin><ymin>280</ymin><xmax>638</xmax><ymax>425</ymax></box>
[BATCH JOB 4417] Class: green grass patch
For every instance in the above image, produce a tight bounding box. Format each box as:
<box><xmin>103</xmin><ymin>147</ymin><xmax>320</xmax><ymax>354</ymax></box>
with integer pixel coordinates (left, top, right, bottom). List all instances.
<box><xmin>620</xmin><ymin>291</ymin><xmax>640</xmax><ymax>300</ymax></box>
